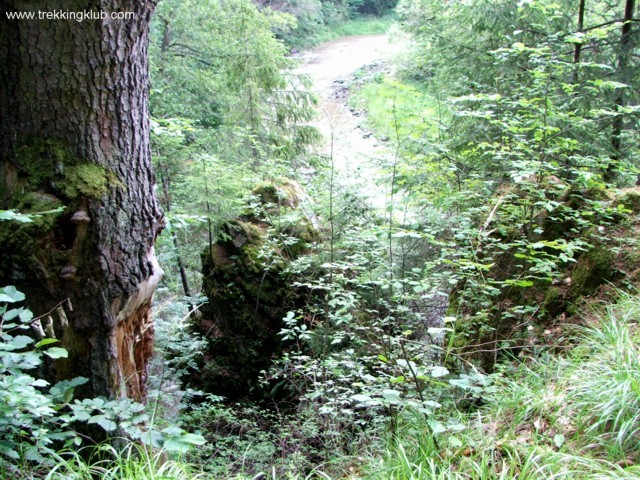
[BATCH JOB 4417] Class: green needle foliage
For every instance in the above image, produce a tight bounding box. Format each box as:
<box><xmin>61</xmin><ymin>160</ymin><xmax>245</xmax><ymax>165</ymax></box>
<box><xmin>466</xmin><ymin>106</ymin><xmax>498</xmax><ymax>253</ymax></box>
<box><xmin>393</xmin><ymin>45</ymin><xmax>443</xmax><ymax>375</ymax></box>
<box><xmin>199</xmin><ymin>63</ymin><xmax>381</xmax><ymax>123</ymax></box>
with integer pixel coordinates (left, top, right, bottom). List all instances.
<box><xmin>150</xmin><ymin>0</ymin><xmax>319</xmax><ymax>167</ymax></box>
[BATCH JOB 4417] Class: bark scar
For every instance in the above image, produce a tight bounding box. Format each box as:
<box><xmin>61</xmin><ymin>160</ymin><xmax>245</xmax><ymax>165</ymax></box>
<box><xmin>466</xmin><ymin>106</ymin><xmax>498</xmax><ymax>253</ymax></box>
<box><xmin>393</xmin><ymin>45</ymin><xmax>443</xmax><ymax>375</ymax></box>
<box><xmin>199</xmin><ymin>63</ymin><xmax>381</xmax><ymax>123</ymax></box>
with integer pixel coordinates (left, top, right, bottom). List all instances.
<box><xmin>112</xmin><ymin>246</ymin><xmax>163</xmax><ymax>401</ymax></box>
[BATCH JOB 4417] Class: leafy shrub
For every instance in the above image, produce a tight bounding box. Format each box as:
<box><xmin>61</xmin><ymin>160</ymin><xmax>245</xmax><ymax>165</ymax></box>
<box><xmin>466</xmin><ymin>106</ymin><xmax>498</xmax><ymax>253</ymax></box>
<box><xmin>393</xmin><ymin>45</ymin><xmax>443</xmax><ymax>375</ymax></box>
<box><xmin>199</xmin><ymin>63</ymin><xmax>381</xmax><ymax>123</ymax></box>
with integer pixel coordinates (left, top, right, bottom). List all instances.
<box><xmin>0</xmin><ymin>285</ymin><xmax>204</xmax><ymax>477</ymax></box>
<box><xmin>181</xmin><ymin>397</ymin><xmax>327</xmax><ymax>478</ymax></box>
<box><xmin>0</xmin><ymin>285</ymin><xmax>83</xmax><ymax>471</ymax></box>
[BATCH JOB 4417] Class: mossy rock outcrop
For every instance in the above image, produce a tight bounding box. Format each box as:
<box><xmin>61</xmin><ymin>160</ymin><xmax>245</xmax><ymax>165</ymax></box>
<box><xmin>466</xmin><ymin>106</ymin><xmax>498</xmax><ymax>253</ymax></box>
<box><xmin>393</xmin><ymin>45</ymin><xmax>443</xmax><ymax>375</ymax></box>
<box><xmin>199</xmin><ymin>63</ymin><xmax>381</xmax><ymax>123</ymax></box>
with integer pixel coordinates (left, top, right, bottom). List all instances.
<box><xmin>613</xmin><ymin>187</ymin><xmax>640</xmax><ymax>214</ymax></box>
<box><xmin>190</xmin><ymin>179</ymin><xmax>319</xmax><ymax>399</ymax></box>
<box><xmin>448</xmin><ymin>184</ymin><xmax>640</xmax><ymax>373</ymax></box>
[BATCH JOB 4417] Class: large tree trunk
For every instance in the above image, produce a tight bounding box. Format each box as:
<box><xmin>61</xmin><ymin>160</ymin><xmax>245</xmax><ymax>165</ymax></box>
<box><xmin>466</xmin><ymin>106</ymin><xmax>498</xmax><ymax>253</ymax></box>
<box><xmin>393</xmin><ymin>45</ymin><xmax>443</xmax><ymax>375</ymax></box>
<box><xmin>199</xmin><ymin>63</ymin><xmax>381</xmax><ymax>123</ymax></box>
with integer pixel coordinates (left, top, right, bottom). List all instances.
<box><xmin>0</xmin><ymin>0</ymin><xmax>163</xmax><ymax>402</ymax></box>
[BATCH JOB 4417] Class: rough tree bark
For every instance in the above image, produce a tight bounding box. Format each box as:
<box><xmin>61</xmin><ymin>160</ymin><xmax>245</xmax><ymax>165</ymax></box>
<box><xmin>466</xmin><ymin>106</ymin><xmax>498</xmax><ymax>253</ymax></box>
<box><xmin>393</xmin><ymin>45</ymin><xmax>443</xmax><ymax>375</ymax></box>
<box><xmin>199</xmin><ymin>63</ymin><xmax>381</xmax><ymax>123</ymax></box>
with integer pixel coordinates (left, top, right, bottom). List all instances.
<box><xmin>607</xmin><ymin>0</ymin><xmax>636</xmax><ymax>183</ymax></box>
<box><xmin>572</xmin><ymin>0</ymin><xmax>586</xmax><ymax>82</ymax></box>
<box><xmin>0</xmin><ymin>0</ymin><xmax>163</xmax><ymax>401</ymax></box>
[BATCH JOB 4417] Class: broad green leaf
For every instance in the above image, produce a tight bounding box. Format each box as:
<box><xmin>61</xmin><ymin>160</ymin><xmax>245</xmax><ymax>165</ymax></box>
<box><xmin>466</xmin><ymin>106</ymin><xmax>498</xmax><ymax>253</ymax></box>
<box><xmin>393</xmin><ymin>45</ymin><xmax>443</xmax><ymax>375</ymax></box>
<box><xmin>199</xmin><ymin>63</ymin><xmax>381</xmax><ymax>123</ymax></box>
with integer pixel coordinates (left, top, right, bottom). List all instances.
<box><xmin>88</xmin><ymin>415</ymin><xmax>117</xmax><ymax>431</ymax></box>
<box><xmin>0</xmin><ymin>286</ymin><xmax>26</xmax><ymax>303</ymax></box>
<box><xmin>0</xmin><ymin>442</ymin><xmax>21</xmax><ymax>460</ymax></box>
<box><xmin>19</xmin><ymin>309</ymin><xmax>33</xmax><ymax>323</ymax></box>
<box><xmin>427</xmin><ymin>327</ymin><xmax>452</xmax><ymax>335</ymax></box>
<box><xmin>431</xmin><ymin>366</ymin><xmax>450</xmax><ymax>378</ymax></box>
<box><xmin>72</xmin><ymin>410</ymin><xmax>92</xmax><ymax>422</ymax></box>
<box><xmin>162</xmin><ymin>426</ymin><xmax>184</xmax><ymax>437</ymax></box>
<box><xmin>449</xmin><ymin>436</ymin><xmax>463</xmax><ymax>448</ymax></box>
<box><xmin>35</xmin><ymin>338</ymin><xmax>59</xmax><ymax>348</ymax></box>
<box><xmin>382</xmin><ymin>389</ymin><xmax>402</xmax><ymax>401</ymax></box>
<box><xmin>8</xmin><ymin>335</ymin><xmax>34</xmax><ymax>350</ymax></box>
<box><xmin>429</xmin><ymin>419</ymin><xmax>447</xmax><ymax>435</ymax></box>
<box><xmin>162</xmin><ymin>438</ymin><xmax>191</xmax><ymax>454</ymax></box>
<box><xmin>351</xmin><ymin>394</ymin><xmax>373</xmax><ymax>403</ymax></box>
<box><xmin>504</xmin><ymin>279</ymin><xmax>534</xmax><ymax>287</ymax></box>
<box><xmin>553</xmin><ymin>433</ymin><xmax>565</xmax><ymax>448</ymax></box>
<box><xmin>3</xmin><ymin>308</ymin><xmax>20</xmax><ymax>321</ymax></box>
<box><xmin>179</xmin><ymin>433</ymin><xmax>206</xmax><ymax>446</ymax></box>
<box><xmin>44</xmin><ymin>347</ymin><xmax>69</xmax><ymax>359</ymax></box>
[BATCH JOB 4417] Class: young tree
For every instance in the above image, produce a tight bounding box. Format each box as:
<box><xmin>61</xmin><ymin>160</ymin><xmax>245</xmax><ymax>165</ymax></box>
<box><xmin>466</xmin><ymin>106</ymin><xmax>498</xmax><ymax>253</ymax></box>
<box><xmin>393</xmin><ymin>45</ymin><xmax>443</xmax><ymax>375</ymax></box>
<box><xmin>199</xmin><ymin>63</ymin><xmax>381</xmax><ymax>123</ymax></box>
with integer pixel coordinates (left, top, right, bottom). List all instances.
<box><xmin>150</xmin><ymin>0</ymin><xmax>318</xmax><ymax>167</ymax></box>
<box><xmin>0</xmin><ymin>1</ymin><xmax>163</xmax><ymax>401</ymax></box>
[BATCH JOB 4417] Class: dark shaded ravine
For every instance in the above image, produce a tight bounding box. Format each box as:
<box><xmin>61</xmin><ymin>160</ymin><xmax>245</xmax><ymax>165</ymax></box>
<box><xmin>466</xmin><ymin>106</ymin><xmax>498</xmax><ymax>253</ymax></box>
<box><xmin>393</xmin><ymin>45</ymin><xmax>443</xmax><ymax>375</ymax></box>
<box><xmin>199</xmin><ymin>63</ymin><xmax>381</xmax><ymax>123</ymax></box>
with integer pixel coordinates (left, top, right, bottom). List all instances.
<box><xmin>295</xmin><ymin>34</ymin><xmax>447</xmax><ymax>332</ymax></box>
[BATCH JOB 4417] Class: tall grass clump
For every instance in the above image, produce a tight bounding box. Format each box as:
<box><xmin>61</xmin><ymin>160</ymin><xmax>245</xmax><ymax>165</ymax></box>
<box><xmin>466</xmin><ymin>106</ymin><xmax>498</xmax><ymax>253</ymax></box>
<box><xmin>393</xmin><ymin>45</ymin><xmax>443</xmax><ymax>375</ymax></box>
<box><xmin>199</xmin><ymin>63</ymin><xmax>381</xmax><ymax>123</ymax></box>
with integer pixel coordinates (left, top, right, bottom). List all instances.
<box><xmin>567</xmin><ymin>295</ymin><xmax>640</xmax><ymax>454</ymax></box>
<box><xmin>45</xmin><ymin>441</ymin><xmax>209</xmax><ymax>480</ymax></box>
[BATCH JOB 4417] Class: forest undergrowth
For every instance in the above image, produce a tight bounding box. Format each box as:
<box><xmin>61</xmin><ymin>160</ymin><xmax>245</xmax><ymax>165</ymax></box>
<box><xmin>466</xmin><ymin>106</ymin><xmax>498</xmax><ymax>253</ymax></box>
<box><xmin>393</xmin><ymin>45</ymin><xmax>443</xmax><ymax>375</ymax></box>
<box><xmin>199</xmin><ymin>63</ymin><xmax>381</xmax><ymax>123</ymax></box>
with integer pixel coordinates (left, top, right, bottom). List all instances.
<box><xmin>3</xmin><ymin>0</ymin><xmax>640</xmax><ymax>478</ymax></box>
<box><xmin>362</xmin><ymin>293</ymin><xmax>640</xmax><ymax>479</ymax></box>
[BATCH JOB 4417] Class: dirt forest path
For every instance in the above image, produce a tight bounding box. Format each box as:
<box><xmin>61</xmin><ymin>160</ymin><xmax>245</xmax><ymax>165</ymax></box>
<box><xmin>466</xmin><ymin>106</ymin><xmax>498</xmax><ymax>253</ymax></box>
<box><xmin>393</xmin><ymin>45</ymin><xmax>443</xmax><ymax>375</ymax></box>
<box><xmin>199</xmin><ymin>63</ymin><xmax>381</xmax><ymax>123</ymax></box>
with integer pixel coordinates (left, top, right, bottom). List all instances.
<box><xmin>294</xmin><ymin>34</ymin><xmax>404</xmax><ymax>210</ymax></box>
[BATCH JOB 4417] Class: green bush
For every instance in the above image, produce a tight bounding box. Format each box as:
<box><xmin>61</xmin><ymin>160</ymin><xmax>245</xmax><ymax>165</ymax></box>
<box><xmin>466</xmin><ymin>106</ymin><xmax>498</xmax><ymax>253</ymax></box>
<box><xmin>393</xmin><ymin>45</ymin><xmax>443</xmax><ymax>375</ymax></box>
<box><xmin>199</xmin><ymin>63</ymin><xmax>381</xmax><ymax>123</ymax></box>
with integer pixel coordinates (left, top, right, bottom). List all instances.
<box><xmin>0</xmin><ymin>284</ymin><xmax>205</xmax><ymax>478</ymax></box>
<box><xmin>0</xmin><ymin>285</ymin><xmax>84</xmax><ymax>472</ymax></box>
